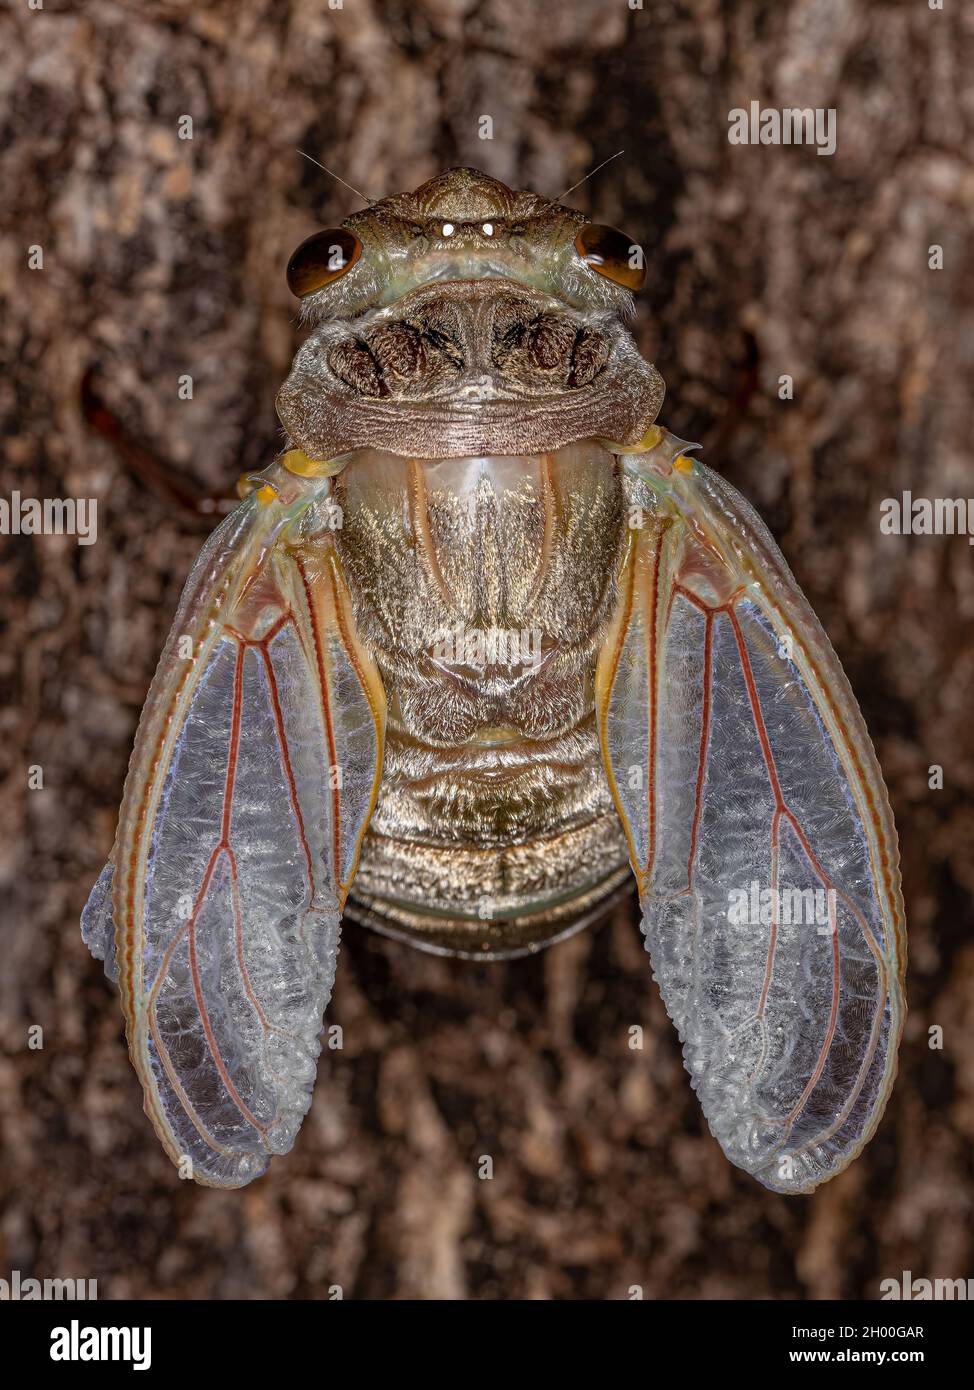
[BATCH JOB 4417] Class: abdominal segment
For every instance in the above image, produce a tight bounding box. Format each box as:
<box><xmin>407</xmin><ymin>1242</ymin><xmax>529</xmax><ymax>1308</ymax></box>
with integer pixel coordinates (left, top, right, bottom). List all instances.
<box><xmin>330</xmin><ymin>441</ymin><xmax>631</xmax><ymax>941</ymax></box>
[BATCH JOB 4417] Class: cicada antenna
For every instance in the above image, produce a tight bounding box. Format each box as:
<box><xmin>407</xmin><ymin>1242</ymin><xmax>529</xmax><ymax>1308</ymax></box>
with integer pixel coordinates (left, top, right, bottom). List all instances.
<box><xmin>296</xmin><ymin>151</ymin><xmax>377</xmax><ymax>206</ymax></box>
<box><xmin>555</xmin><ymin>149</ymin><xmax>626</xmax><ymax>203</ymax></box>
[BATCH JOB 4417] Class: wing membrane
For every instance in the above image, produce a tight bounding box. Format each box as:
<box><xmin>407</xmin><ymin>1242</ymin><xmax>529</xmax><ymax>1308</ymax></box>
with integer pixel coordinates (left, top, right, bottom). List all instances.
<box><xmin>83</xmin><ymin>470</ymin><xmax>385</xmax><ymax>1187</ymax></box>
<box><xmin>597</xmin><ymin>449</ymin><xmax>905</xmax><ymax>1193</ymax></box>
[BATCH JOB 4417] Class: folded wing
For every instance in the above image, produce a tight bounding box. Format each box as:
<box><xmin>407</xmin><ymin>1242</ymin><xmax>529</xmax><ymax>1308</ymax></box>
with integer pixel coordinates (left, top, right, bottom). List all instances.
<box><xmin>82</xmin><ymin>469</ymin><xmax>385</xmax><ymax>1187</ymax></box>
<box><xmin>597</xmin><ymin>449</ymin><xmax>905</xmax><ymax>1193</ymax></box>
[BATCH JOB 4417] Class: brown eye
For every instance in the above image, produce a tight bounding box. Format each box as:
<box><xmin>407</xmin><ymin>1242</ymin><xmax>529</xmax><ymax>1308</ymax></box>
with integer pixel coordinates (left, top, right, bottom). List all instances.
<box><xmin>574</xmin><ymin>223</ymin><xmax>646</xmax><ymax>291</ymax></box>
<box><xmin>286</xmin><ymin>228</ymin><xmax>362</xmax><ymax>297</ymax></box>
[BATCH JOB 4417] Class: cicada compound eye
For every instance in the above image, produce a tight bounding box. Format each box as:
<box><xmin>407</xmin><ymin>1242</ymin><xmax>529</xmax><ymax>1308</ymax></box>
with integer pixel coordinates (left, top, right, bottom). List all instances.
<box><xmin>574</xmin><ymin>223</ymin><xmax>646</xmax><ymax>292</ymax></box>
<box><xmin>286</xmin><ymin>227</ymin><xmax>362</xmax><ymax>297</ymax></box>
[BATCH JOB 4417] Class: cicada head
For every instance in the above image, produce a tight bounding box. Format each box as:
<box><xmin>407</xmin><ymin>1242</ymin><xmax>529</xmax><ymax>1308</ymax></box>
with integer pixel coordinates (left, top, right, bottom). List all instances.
<box><xmin>277</xmin><ymin>167</ymin><xmax>663</xmax><ymax>460</ymax></box>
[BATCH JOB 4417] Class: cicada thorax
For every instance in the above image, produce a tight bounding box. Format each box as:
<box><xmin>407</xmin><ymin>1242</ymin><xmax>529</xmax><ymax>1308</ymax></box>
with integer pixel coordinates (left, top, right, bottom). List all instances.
<box><xmin>330</xmin><ymin>441</ymin><xmax>633</xmax><ymax>956</ymax></box>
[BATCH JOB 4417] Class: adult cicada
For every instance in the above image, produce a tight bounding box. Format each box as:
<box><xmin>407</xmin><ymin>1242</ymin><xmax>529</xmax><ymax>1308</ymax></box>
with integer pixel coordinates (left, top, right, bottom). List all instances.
<box><xmin>82</xmin><ymin>168</ymin><xmax>905</xmax><ymax>1193</ymax></box>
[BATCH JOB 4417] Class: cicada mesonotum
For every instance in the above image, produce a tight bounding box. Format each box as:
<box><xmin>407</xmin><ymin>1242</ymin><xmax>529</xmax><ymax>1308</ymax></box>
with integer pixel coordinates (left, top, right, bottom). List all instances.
<box><xmin>82</xmin><ymin>169</ymin><xmax>906</xmax><ymax>1192</ymax></box>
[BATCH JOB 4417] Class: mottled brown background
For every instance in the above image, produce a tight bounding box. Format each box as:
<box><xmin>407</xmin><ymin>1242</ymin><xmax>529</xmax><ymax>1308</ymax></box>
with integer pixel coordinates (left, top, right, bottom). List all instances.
<box><xmin>1</xmin><ymin>0</ymin><xmax>972</xmax><ymax>1301</ymax></box>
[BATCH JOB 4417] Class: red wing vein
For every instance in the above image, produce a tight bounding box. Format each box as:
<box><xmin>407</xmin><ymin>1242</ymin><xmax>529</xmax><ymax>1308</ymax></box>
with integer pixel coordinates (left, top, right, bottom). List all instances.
<box><xmin>686</xmin><ymin>610</ymin><xmax>714</xmax><ymax>892</ymax></box>
<box><xmin>667</xmin><ymin>585</ymin><xmax>890</xmax><ymax>1149</ymax></box>
<box><xmin>297</xmin><ymin>557</ymin><xmax>343</xmax><ymax>891</ymax></box>
<box><xmin>147</xmin><ymin>641</ymin><xmax>269</xmax><ymax>1148</ymax></box>
<box><xmin>640</xmin><ymin>539</ymin><xmax>664</xmax><ymax>885</ymax></box>
<box><xmin>725</xmin><ymin>604</ymin><xmax>891</xmax><ymax>1141</ymax></box>
<box><xmin>727</xmin><ymin>606</ymin><xmax>840</xmax><ymax>1132</ymax></box>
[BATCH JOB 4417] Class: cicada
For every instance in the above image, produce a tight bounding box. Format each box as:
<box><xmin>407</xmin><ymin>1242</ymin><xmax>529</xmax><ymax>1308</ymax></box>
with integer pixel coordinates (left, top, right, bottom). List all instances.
<box><xmin>82</xmin><ymin>168</ymin><xmax>906</xmax><ymax>1192</ymax></box>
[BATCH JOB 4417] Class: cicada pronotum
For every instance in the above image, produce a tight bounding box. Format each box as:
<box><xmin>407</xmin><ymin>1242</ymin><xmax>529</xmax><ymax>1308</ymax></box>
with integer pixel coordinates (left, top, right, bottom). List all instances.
<box><xmin>83</xmin><ymin>169</ymin><xmax>905</xmax><ymax>1192</ymax></box>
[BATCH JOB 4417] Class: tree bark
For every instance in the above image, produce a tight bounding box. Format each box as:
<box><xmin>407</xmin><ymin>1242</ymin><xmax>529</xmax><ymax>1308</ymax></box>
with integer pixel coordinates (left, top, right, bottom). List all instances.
<box><xmin>0</xmin><ymin>0</ymin><xmax>971</xmax><ymax>1299</ymax></box>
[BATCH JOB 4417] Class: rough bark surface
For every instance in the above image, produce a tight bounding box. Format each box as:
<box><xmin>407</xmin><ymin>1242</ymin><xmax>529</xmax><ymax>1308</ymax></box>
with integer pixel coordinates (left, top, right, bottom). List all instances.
<box><xmin>1</xmin><ymin>0</ymin><xmax>972</xmax><ymax>1299</ymax></box>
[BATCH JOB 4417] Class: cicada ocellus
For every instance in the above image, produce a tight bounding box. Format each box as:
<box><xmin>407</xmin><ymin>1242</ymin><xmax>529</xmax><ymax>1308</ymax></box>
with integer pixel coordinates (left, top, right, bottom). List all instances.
<box><xmin>82</xmin><ymin>169</ymin><xmax>906</xmax><ymax>1192</ymax></box>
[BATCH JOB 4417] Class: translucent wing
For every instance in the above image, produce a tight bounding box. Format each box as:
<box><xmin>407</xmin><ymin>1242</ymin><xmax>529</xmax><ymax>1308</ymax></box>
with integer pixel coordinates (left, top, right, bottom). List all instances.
<box><xmin>596</xmin><ymin>442</ymin><xmax>906</xmax><ymax>1193</ymax></box>
<box><xmin>82</xmin><ymin>464</ymin><xmax>385</xmax><ymax>1187</ymax></box>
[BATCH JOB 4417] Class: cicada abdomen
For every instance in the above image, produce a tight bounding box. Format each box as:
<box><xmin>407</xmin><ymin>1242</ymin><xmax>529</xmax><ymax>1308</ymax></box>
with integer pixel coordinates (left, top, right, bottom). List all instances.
<box><xmin>331</xmin><ymin>442</ymin><xmax>633</xmax><ymax>956</ymax></box>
